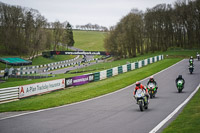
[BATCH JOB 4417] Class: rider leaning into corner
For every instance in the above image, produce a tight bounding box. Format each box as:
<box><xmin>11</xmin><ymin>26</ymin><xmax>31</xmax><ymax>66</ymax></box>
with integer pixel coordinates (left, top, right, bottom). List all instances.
<box><xmin>175</xmin><ymin>75</ymin><xmax>185</xmax><ymax>88</ymax></box>
<box><xmin>147</xmin><ymin>76</ymin><xmax>158</xmax><ymax>91</ymax></box>
<box><xmin>133</xmin><ymin>81</ymin><xmax>149</xmax><ymax>102</ymax></box>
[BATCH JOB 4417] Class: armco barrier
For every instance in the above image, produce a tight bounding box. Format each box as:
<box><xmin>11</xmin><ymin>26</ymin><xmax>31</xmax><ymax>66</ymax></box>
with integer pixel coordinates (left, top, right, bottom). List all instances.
<box><xmin>112</xmin><ymin>67</ymin><xmax>118</xmax><ymax>76</ymax></box>
<box><xmin>94</xmin><ymin>72</ymin><xmax>100</xmax><ymax>81</ymax></box>
<box><xmin>107</xmin><ymin>69</ymin><xmax>113</xmax><ymax>78</ymax></box>
<box><xmin>0</xmin><ymin>55</ymin><xmax>163</xmax><ymax>103</ymax></box>
<box><xmin>0</xmin><ymin>87</ymin><xmax>19</xmax><ymax>102</ymax></box>
<box><xmin>0</xmin><ymin>55</ymin><xmax>80</xmax><ymax>74</ymax></box>
<box><xmin>127</xmin><ymin>64</ymin><xmax>131</xmax><ymax>71</ymax></box>
<box><xmin>118</xmin><ymin>66</ymin><xmax>123</xmax><ymax>74</ymax></box>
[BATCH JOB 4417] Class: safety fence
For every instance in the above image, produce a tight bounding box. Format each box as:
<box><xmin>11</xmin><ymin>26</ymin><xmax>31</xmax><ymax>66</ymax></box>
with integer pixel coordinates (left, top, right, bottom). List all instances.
<box><xmin>0</xmin><ymin>55</ymin><xmax>163</xmax><ymax>103</ymax></box>
<box><xmin>0</xmin><ymin>87</ymin><xmax>19</xmax><ymax>102</ymax></box>
<box><xmin>0</xmin><ymin>55</ymin><xmax>80</xmax><ymax>74</ymax></box>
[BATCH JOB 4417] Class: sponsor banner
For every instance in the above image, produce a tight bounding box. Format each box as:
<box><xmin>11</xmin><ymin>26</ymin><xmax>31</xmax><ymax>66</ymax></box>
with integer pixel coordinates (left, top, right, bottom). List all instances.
<box><xmin>49</xmin><ymin>51</ymin><xmax>110</xmax><ymax>56</ymax></box>
<box><xmin>65</xmin><ymin>74</ymin><xmax>94</xmax><ymax>87</ymax></box>
<box><xmin>19</xmin><ymin>79</ymin><xmax>65</xmax><ymax>98</ymax></box>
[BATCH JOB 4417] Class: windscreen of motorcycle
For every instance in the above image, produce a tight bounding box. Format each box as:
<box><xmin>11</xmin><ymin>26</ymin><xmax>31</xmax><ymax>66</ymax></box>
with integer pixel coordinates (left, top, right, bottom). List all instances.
<box><xmin>148</xmin><ymin>83</ymin><xmax>155</xmax><ymax>88</ymax></box>
<box><xmin>177</xmin><ymin>80</ymin><xmax>183</xmax><ymax>85</ymax></box>
<box><xmin>135</xmin><ymin>89</ymin><xmax>145</xmax><ymax>98</ymax></box>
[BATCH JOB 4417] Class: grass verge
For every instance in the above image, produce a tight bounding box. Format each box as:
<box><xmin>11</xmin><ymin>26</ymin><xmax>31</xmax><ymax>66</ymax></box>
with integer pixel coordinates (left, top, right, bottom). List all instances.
<box><xmin>162</xmin><ymin>88</ymin><xmax>200</xmax><ymax>133</ymax></box>
<box><xmin>0</xmin><ymin>58</ymin><xmax>181</xmax><ymax>112</ymax></box>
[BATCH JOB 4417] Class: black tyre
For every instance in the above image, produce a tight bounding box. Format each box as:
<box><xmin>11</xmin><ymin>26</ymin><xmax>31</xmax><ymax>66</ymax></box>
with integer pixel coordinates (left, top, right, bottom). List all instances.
<box><xmin>139</xmin><ymin>101</ymin><xmax>144</xmax><ymax>111</ymax></box>
<box><xmin>150</xmin><ymin>95</ymin><xmax>153</xmax><ymax>99</ymax></box>
<box><xmin>145</xmin><ymin>104</ymin><xmax>148</xmax><ymax>110</ymax></box>
<box><xmin>178</xmin><ymin>89</ymin><xmax>182</xmax><ymax>93</ymax></box>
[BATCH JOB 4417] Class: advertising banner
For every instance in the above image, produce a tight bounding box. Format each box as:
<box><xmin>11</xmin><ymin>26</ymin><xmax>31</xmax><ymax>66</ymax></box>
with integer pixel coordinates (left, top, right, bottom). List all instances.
<box><xmin>19</xmin><ymin>79</ymin><xmax>65</xmax><ymax>98</ymax></box>
<box><xmin>49</xmin><ymin>51</ymin><xmax>110</xmax><ymax>56</ymax></box>
<box><xmin>65</xmin><ymin>74</ymin><xmax>94</xmax><ymax>87</ymax></box>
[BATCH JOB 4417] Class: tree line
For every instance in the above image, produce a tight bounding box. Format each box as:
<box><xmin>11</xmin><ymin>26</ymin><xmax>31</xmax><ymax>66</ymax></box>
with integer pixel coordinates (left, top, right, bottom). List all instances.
<box><xmin>75</xmin><ymin>23</ymin><xmax>108</xmax><ymax>31</ymax></box>
<box><xmin>0</xmin><ymin>2</ymin><xmax>74</xmax><ymax>59</ymax></box>
<box><xmin>104</xmin><ymin>0</ymin><xmax>200</xmax><ymax>58</ymax></box>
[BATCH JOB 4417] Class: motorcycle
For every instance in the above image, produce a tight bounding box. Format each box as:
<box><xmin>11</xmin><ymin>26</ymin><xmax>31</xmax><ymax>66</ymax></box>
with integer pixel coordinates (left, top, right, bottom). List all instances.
<box><xmin>177</xmin><ymin>80</ymin><xmax>184</xmax><ymax>93</ymax></box>
<box><xmin>189</xmin><ymin>65</ymin><xmax>194</xmax><ymax>74</ymax></box>
<box><xmin>189</xmin><ymin>59</ymin><xmax>193</xmax><ymax>66</ymax></box>
<box><xmin>135</xmin><ymin>89</ymin><xmax>148</xmax><ymax>111</ymax></box>
<box><xmin>197</xmin><ymin>54</ymin><xmax>200</xmax><ymax>61</ymax></box>
<box><xmin>147</xmin><ymin>83</ymin><xmax>157</xmax><ymax>99</ymax></box>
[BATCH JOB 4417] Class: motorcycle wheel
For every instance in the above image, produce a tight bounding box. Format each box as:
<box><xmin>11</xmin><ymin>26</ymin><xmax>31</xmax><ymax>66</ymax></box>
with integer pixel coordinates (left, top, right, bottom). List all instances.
<box><xmin>150</xmin><ymin>95</ymin><xmax>153</xmax><ymax>99</ymax></box>
<box><xmin>139</xmin><ymin>101</ymin><xmax>144</xmax><ymax>111</ymax></box>
<box><xmin>145</xmin><ymin>104</ymin><xmax>148</xmax><ymax>110</ymax></box>
<box><xmin>178</xmin><ymin>89</ymin><xmax>182</xmax><ymax>93</ymax></box>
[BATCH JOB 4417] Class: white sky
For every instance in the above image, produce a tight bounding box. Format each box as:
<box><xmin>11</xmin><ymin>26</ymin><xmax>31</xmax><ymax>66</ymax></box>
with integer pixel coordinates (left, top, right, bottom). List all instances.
<box><xmin>0</xmin><ymin>0</ymin><xmax>177</xmax><ymax>27</ymax></box>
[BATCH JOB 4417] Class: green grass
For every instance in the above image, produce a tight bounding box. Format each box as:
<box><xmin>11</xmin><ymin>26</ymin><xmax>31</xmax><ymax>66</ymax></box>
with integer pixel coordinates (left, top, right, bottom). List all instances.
<box><xmin>164</xmin><ymin>49</ymin><xmax>199</xmax><ymax>58</ymax></box>
<box><xmin>0</xmin><ymin>58</ymin><xmax>181</xmax><ymax>112</ymax></box>
<box><xmin>162</xmin><ymin>88</ymin><xmax>200</xmax><ymax>133</ymax></box>
<box><xmin>73</xmin><ymin>30</ymin><xmax>106</xmax><ymax>51</ymax></box>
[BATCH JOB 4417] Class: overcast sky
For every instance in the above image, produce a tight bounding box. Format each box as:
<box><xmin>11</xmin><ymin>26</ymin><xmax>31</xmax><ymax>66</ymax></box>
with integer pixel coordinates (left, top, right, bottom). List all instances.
<box><xmin>1</xmin><ymin>0</ymin><xmax>177</xmax><ymax>27</ymax></box>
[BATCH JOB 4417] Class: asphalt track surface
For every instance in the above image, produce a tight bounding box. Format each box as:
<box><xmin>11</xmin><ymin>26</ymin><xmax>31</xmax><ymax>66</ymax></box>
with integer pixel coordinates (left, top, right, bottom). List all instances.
<box><xmin>0</xmin><ymin>59</ymin><xmax>200</xmax><ymax>133</ymax></box>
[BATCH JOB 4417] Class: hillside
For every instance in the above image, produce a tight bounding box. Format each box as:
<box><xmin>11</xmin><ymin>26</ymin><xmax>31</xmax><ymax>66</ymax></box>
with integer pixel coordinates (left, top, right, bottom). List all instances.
<box><xmin>73</xmin><ymin>30</ymin><xmax>106</xmax><ymax>51</ymax></box>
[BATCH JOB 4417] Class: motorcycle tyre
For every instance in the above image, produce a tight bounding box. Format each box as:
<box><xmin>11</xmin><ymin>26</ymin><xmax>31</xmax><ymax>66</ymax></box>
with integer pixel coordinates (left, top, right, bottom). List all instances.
<box><xmin>139</xmin><ymin>101</ymin><xmax>144</xmax><ymax>112</ymax></box>
<box><xmin>178</xmin><ymin>89</ymin><xmax>182</xmax><ymax>93</ymax></box>
<box><xmin>145</xmin><ymin>104</ymin><xmax>148</xmax><ymax>110</ymax></box>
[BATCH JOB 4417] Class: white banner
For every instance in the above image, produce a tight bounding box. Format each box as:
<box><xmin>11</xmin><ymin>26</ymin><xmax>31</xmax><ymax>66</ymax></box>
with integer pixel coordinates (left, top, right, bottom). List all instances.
<box><xmin>19</xmin><ymin>79</ymin><xmax>65</xmax><ymax>98</ymax></box>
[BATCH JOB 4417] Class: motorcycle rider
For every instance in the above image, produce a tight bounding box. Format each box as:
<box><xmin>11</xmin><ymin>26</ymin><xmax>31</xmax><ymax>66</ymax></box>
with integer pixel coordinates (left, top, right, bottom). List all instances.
<box><xmin>197</xmin><ymin>52</ymin><xmax>200</xmax><ymax>60</ymax></box>
<box><xmin>133</xmin><ymin>81</ymin><xmax>149</xmax><ymax>103</ymax></box>
<box><xmin>175</xmin><ymin>75</ymin><xmax>185</xmax><ymax>88</ymax></box>
<box><xmin>147</xmin><ymin>76</ymin><xmax>158</xmax><ymax>91</ymax></box>
<box><xmin>189</xmin><ymin>56</ymin><xmax>194</xmax><ymax>66</ymax></box>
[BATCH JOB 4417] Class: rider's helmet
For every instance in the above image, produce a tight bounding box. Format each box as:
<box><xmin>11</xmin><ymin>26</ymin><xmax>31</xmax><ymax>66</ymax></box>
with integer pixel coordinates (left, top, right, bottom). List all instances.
<box><xmin>190</xmin><ymin>56</ymin><xmax>193</xmax><ymax>59</ymax></box>
<box><xmin>150</xmin><ymin>76</ymin><xmax>154</xmax><ymax>82</ymax></box>
<box><xmin>136</xmin><ymin>81</ymin><xmax>140</xmax><ymax>87</ymax></box>
<box><xmin>178</xmin><ymin>75</ymin><xmax>182</xmax><ymax>79</ymax></box>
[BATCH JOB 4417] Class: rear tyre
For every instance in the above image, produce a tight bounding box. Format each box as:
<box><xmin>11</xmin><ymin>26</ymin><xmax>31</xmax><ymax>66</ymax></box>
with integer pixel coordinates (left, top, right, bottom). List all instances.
<box><xmin>145</xmin><ymin>104</ymin><xmax>148</xmax><ymax>110</ymax></box>
<box><xmin>178</xmin><ymin>89</ymin><xmax>182</xmax><ymax>93</ymax></box>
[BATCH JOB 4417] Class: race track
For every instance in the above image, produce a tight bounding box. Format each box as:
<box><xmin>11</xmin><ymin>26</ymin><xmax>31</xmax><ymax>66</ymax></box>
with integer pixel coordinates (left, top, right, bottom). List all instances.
<box><xmin>0</xmin><ymin>59</ymin><xmax>199</xmax><ymax>133</ymax></box>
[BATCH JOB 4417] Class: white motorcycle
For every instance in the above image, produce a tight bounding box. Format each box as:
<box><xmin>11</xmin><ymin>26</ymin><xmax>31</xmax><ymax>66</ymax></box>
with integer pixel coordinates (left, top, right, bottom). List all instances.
<box><xmin>135</xmin><ymin>89</ymin><xmax>149</xmax><ymax>111</ymax></box>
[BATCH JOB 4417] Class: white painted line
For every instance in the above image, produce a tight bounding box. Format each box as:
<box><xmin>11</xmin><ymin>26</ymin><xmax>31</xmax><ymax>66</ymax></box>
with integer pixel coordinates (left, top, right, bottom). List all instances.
<box><xmin>0</xmin><ymin>59</ymin><xmax>184</xmax><ymax>121</ymax></box>
<box><xmin>149</xmin><ymin>83</ymin><xmax>200</xmax><ymax>133</ymax></box>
